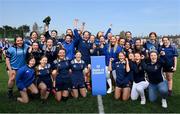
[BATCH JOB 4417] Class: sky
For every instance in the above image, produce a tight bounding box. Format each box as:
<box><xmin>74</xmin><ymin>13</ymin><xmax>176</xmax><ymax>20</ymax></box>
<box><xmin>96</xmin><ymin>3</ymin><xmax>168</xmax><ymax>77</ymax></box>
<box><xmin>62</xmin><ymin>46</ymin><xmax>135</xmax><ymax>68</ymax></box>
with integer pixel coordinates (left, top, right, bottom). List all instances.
<box><xmin>0</xmin><ymin>0</ymin><xmax>180</xmax><ymax>36</ymax></box>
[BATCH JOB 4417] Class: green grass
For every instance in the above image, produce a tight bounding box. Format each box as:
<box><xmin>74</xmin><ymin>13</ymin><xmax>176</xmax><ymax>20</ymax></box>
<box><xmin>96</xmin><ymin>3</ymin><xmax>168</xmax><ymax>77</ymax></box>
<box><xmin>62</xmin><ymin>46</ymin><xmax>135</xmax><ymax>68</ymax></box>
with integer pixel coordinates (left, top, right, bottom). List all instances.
<box><xmin>0</xmin><ymin>58</ymin><xmax>180</xmax><ymax>113</ymax></box>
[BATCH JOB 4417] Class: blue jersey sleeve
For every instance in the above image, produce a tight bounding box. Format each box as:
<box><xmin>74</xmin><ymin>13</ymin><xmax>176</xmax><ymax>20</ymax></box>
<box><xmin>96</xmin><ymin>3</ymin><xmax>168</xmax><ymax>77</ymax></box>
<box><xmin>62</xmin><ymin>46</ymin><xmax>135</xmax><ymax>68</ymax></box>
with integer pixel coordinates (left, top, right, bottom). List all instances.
<box><xmin>6</xmin><ymin>47</ymin><xmax>13</xmax><ymax>58</ymax></box>
<box><xmin>74</xmin><ymin>29</ymin><xmax>81</xmax><ymax>41</ymax></box>
<box><xmin>104</xmin><ymin>28</ymin><xmax>111</xmax><ymax>40</ymax></box>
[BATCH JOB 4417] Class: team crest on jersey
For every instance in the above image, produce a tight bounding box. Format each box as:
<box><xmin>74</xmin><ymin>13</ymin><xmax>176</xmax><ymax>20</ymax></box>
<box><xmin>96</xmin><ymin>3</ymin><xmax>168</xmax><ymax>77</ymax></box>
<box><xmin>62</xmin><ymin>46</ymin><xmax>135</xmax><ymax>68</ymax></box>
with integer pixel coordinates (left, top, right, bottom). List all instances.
<box><xmin>155</xmin><ymin>65</ymin><xmax>158</xmax><ymax>70</ymax></box>
<box><xmin>65</xmin><ymin>62</ymin><xmax>68</xmax><ymax>66</ymax></box>
<box><xmin>81</xmin><ymin>65</ymin><xmax>84</xmax><ymax>69</ymax></box>
<box><xmin>46</xmin><ymin>69</ymin><xmax>50</xmax><ymax>74</ymax></box>
<box><xmin>73</xmin><ymin>64</ymin><xmax>76</xmax><ymax>68</ymax></box>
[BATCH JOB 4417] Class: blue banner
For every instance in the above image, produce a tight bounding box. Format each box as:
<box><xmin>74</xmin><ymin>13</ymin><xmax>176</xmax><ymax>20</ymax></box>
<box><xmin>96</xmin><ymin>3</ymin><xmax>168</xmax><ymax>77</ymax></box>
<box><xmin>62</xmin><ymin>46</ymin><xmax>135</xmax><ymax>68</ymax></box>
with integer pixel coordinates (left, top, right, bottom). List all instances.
<box><xmin>91</xmin><ymin>56</ymin><xmax>106</xmax><ymax>96</ymax></box>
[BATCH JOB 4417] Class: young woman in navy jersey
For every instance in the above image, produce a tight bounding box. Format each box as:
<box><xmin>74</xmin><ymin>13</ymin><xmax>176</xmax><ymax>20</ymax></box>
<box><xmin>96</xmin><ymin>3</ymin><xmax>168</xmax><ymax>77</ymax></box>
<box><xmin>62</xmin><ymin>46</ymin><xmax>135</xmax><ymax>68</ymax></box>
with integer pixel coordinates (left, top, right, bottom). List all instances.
<box><xmin>52</xmin><ymin>48</ymin><xmax>71</xmax><ymax>102</ymax></box>
<box><xmin>90</xmin><ymin>36</ymin><xmax>108</xmax><ymax>56</ymax></box>
<box><xmin>108</xmin><ymin>52</ymin><xmax>132</xmax><ymax>101</ymax></box>
<box><xmin>131</xmin><ymin>52</ymin><xmax>149</xmax><ymax>105</ymax></box>
<box><xmin>44</xmin><ymin>24</ymin><xmax>59</xmax><ymax>45</ymax></box>
<box><xmin>27</xmin><ymin>42</ymin><xmax>44</xmax><ymax>66</ymax></box>
<box><xmin>39</xmin><ymin>34</ymin><xmax>46</xmax><ymax>50</ymax></box>
<box><xmin>24</xmin><ymin>31</ymin><xmax>38</xmax><ymax>46</ymax></box>
<box><xmin>106</xmin><ymin>36</ymin><xmax>123</xmax><ymax>93</ymax></box>
<box><xmin>118</xmin><ymin>38</ymin><xmax>125</xmax><ymax>48</ymax></box>
<box><xmin>35</xmin><ymin>56</ymin><xmax>52</xmax><ymax>102</ymax></box>
<box><xmin>128</xmin><ymin>52</ymin><xmax>135</xmax><ymax>62</ymax></box>
<box><xmin>143</xmin><ymin>51</ymin><xmax>169</xmax><ymax>108</ymax></box>
<box><xmin>16</xmin><ymin>56</ymin><xmax>38</xmax><ymax>103</ymax></box>
<box><xmin>89</xmin><ymin>35</ymin><xmax>96</xmax><ymax>56</ymax></box>
<box><xmin>6</xmin><ymin>35</ymin><xmax>29</xmax><ymax>98</ymax></box>
<box><xmin>70</xmin><ymin>51</ymin><xmax>88</xmax><ymax>98</ymax></box>
<box><xmin>95</xmin><ymin>24</ymin><xmax>112</xmax><ymax>43</ymax></box>
<box><xmin>144</xmin><ymin>32</ymin><xmax>160</xmax><ymax>54</ymax></box>
<box><xmin>65</xmin><ymin>29</ymin><xmax>74</xmax><ymax>40</ymax></box>
<box><xmin>125</xmin><ymin>31</ymin><xmax>134</xmax><ymax>47</ymax></box>
<box><xmin>160</xmin><ymin>37</ymin><xmax>178</xmax><ymax>96</ymax></box>
<box><xmin>42</xmin><ymin>38</ymin><xmax>58</xmax><ymax>64</ymax></box>
<box><xmin>124</xmin><ymin>41</ymin><xmax>133</xmax><ymax>57</ymax></box>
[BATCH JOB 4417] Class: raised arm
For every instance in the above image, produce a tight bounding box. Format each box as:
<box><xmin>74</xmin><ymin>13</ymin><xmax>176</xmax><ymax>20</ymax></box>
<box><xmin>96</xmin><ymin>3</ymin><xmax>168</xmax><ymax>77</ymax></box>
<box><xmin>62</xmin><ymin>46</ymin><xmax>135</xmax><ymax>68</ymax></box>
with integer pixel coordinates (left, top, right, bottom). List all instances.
<box><xmin>73</xmin><ymin>19</ymin><xmax>82</xmax><ymax>40</ymax></box>
<box><xmin>44</xmin><ymin>24</ymin><xmax>51</xmax><ymax>39</ymax></box>
<box><xmin>104</xmin><ymin>24</ymin><xmax>112</xmax><ymax>39</ymax></box>
<box><xmin>108</xmin><ymin>58</ymin><xmax>114</xmax><ymax>71</ymax></box>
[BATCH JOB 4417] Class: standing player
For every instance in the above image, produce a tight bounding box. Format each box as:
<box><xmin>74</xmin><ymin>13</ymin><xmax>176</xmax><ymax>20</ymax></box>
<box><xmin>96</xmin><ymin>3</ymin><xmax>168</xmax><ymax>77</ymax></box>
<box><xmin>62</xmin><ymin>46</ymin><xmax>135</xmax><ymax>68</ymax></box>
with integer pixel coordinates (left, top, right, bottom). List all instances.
<box><xmin>70</xmin><ymin>51</ymin><xmax>88</xmax><ymax>98</ymax></box>
<box><xmin>160</xmin><ymin>37</ymin><xmax>178</xmax><ymax>96</ymax></box>
<box><xmin>52</xmin><ymin>48</ymin><xmax>71</xmax><ymax>102</ymax></box>
<box><xmin>6</xmin><ymin>35</ymin><xmax>29</xmax><ymax>99</ymax></box>
<box><xmin>108</xmin><ymin>52</ymin><xmax>132</xmax><ymax>101</ymax></box>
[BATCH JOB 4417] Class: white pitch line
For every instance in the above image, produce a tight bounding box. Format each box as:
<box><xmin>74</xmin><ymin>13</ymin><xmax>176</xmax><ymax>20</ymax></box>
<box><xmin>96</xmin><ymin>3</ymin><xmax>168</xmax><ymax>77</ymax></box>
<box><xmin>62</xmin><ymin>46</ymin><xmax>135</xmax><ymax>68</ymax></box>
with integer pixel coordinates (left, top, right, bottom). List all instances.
<box><xmin>97</xmin><ymin>95</ymin><xmax>105</xmax><ymax>114</ymax></box>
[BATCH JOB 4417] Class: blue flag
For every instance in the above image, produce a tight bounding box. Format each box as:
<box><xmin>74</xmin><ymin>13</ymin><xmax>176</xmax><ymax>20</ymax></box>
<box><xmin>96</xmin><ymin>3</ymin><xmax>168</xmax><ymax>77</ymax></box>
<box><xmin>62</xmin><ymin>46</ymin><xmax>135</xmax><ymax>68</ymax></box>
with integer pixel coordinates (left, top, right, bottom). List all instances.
<box><xmin>91</xmin><ymin>56</ymin><xmax>107</xmax><ymax>96</ymax></box>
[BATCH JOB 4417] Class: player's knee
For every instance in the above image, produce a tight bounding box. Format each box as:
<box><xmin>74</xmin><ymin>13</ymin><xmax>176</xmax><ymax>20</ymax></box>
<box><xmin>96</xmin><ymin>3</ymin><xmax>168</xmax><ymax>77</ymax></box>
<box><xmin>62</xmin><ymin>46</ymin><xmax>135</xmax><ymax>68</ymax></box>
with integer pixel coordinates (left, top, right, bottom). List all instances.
<box><xmin>32</xmin><ymin>89</ymin><xmax>39</xmax><ymax>94</ymax></box>
<box><xmin>81</xmin><ymin>93</ymin><xmax>87</xmax><ymax>98</ymax></box>
<box><xmin>41</xmin><ymin>85</ymin><xmax>47</xmax><ymax>91</ymax></box>
<box><xmin>114</xmin><ymin>95</ymin><xmax>120</xmax><ymax>100</ymax></box>
<box><xmin>23</xmin><ymin>97</ymin><xmax>29</xmax><ymax>103</ymax></box>
<box><xmin>122</xmin><ymin>96</ymin><xmax>129</xmax><ymax>101</ymax></box>
<box><xmin>73</xmin><ymin>94</ymin><xmax>78</xmax><ymax>98</ymax></box>
<box><xmin>56</xmin><ymin>97</ymin><xmax>61</xmax><ymax>102</ymax></box>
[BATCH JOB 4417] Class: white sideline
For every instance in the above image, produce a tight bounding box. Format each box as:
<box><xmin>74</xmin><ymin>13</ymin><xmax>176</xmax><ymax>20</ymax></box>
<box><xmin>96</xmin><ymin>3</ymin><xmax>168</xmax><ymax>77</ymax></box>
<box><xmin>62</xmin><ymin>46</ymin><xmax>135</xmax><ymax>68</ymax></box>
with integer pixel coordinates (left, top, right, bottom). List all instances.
<box><xmin>97</xmin><ymin>95</ymin><xmax>105</xmax><ymax>114</ymax></box>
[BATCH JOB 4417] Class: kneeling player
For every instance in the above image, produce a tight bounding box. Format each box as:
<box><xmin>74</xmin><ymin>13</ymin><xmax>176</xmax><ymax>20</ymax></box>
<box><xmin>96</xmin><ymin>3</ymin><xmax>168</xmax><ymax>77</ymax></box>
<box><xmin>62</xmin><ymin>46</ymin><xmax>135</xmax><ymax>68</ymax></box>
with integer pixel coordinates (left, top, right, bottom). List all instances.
<box><xmin>35</xmin><ymin>56</ymin><xmax>52</xmax><ymax>103</ymax></box>
<box><xmin>16</xmin><ymin>56</ymin><xmax>38</xmax><ymax>103</ymax></box>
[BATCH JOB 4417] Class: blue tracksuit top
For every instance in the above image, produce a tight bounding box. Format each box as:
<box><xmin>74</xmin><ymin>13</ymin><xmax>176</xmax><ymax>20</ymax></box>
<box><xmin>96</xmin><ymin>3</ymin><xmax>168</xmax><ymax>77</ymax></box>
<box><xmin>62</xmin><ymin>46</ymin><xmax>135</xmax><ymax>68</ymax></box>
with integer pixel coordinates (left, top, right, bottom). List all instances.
<box><xmin>16</xmin><ymin>65</ymin><xmax>35</xmax><ymax>91</ymax></box>
<box><xmin>74</xmin><ymin>28</ymin><xmax>91</xmax><ymax>64</ymax></box>
<box><xmin>105</xmin><ymin>44</ymin><xmax>123</xmax><ymax>66</ymax></box>
<box><xmin>144</xmin><ymin>40</ymin><xmax>160</xmax><ymax>52</ymax></box>
<box><xmin>95</xmin><ymin>28</ymin><xmax>112</xmax><ymax>44</ymax></box>
<box><xmin>62</xmin><ymin>36</ymin><xmax>79</xmax><ymax>60</ymax></box>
